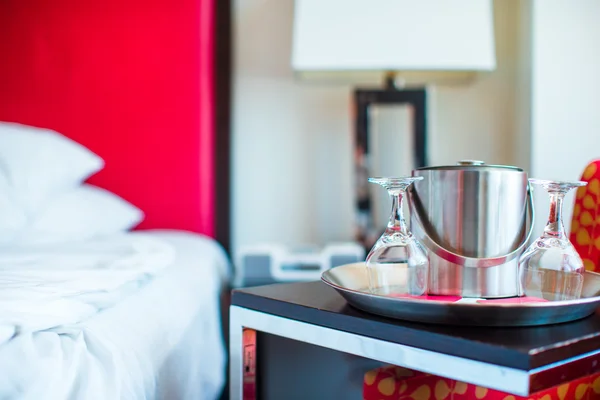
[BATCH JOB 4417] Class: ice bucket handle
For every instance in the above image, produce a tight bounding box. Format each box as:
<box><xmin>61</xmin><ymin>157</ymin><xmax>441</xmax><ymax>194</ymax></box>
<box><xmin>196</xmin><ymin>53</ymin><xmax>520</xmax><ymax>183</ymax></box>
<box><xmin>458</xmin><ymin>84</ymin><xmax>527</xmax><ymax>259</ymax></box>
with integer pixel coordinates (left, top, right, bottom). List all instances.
<box><xmin>408</xmin><ymin>183</ymin><xmax>535</xmax><ymax>268</ymax></box>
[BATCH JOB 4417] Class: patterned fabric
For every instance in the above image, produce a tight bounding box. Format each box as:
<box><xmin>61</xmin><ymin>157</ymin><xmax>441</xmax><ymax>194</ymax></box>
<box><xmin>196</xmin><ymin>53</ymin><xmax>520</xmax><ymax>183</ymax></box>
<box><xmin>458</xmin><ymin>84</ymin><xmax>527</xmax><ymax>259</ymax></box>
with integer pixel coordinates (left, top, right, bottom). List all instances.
<box><xmin>570</xmin><ymin>160</ymin><xmax>600</xmax><ymax>273</ymax></box>
<box><xmin>363</xmin><ymin>365</ymin><xmax>600</xmax><ymax>400</ymax></box>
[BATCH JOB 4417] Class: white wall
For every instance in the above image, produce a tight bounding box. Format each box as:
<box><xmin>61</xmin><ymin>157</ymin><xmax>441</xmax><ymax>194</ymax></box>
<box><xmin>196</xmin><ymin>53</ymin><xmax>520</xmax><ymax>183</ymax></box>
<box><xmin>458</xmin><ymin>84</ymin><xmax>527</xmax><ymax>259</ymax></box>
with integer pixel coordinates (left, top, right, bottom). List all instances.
<box><xmin>232</xmin><ymin>0</ymin><xmax>521</xmax><ymax>254</ymax></box>
<box><xmin>529</xmin><ymin>0</ymin><xmax>600</xmax><ymax>236</ymax></box>
<box><xmin>515</xmin><ymin>0</ymin><xmax>532</xmax><ymax>174</ymax></box>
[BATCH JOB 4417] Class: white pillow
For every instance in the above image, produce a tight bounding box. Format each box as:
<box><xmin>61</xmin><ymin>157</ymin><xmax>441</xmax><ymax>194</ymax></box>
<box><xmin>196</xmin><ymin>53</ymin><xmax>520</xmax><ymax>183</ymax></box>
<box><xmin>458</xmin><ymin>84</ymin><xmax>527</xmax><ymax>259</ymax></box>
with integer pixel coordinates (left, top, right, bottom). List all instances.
<box><xmin>0</xmin><ymin>173</ymin><xmax>28</xmax><ymax>243</ymax></box>
<box><xmin>0</xmin><ymin>122</ymin><xmax>104</xmax><ymax>212</ymax></box>
<box><xmin>16</xmin><ymin>184</ymin><xmax>144</xmax><ymax>244</ymax></box>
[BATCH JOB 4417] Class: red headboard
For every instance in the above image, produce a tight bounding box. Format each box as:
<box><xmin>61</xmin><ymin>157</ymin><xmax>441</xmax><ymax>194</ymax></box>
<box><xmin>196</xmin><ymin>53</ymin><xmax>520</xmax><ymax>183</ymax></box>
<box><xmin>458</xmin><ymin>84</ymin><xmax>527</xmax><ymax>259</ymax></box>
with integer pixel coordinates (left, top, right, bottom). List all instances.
<box><xmin>0</xmin><ymin>0</ymin><xmax>230</xmax><ymax>247</ymax></box>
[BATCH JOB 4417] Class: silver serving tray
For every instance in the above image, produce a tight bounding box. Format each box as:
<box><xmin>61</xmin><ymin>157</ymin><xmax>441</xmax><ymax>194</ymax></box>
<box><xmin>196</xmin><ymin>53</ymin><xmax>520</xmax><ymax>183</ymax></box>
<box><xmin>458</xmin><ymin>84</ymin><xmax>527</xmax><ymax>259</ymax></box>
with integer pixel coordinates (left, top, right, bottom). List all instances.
<box><xmin>321</xmin><ymin>263</ymin><xmax>600</xmax><ymax>327</ymax></box>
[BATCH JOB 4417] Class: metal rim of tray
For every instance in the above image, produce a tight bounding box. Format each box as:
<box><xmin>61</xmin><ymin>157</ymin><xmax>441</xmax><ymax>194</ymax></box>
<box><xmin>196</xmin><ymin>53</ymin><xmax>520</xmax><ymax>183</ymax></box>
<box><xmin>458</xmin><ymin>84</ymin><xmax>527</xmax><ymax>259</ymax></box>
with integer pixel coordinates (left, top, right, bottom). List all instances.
<box><xmin>321</xmin><ymin>263</ymin><xmax>600</xmax><ymax>327</ymax></box>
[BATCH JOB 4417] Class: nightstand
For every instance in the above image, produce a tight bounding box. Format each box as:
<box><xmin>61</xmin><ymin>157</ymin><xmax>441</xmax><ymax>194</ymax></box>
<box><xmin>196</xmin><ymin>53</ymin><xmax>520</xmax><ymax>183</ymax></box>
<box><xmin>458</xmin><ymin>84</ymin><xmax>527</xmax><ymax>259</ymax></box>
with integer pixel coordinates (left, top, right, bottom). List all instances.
<box><xmin>230</xmin><ymin>281</ymin><xmax>600</xmax><ymax>399</ymax></box>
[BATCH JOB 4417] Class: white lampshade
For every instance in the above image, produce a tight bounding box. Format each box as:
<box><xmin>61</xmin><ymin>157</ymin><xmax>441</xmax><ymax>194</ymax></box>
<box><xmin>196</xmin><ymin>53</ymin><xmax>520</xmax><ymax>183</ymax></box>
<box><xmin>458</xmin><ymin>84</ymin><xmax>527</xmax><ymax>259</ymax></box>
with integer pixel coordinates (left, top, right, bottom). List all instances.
<box><xmin>292</xmin><ymin>0</ymin><xmax>496</xmax><ymax>84</ymax></box>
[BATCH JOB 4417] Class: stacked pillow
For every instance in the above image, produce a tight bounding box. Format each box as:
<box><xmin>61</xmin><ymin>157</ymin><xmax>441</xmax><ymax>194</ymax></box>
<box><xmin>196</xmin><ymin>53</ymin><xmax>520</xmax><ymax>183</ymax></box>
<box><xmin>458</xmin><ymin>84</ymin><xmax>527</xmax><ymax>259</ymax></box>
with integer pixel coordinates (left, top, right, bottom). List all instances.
<box><xmin>0</xmin><ymin>122</ymin><xmax>144</xmax><ymax>244</ymax></box>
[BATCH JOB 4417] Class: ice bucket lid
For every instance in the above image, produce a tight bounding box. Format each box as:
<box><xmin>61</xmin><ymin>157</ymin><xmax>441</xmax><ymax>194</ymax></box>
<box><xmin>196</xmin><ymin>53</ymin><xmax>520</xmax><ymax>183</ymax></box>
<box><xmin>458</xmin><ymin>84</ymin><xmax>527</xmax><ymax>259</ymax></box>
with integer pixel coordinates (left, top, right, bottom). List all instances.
<box><xmin>415</xmin><ymin>160</ymin><xmax>524</xmax><ymax>172</ymax></box>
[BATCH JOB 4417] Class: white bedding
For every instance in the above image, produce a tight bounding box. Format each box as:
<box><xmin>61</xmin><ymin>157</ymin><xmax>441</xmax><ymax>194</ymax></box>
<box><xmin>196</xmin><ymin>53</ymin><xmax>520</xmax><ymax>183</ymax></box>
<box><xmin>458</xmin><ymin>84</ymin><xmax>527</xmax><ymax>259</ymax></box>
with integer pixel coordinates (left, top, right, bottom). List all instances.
<box><xmin>0</xmin><ymin>230</ymin><xmax>229</xmax><ymax>400</ymax></box>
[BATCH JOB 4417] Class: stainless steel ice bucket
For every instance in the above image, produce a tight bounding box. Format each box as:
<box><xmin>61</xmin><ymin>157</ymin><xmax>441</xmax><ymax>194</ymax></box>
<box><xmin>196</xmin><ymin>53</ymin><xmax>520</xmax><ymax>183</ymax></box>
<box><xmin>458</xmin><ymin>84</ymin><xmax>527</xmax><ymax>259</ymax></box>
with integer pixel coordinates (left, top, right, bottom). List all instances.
<box><xmin>407</xmin><ymin>160</ymin><xmax>534</xmax><ymax>298</ymax></box>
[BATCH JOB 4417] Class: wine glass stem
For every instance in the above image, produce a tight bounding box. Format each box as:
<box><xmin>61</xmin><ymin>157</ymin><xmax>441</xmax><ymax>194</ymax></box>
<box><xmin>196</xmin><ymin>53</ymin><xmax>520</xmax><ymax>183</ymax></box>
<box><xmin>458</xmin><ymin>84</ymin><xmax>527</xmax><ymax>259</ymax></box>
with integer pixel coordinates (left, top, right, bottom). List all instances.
<box><xmin>388</xmin><ymin>190</ymin><xmax>409</xmax><ymax>237</ymax></box>
<box><xmin>544</xmin><ymin>192</ymin><xmax>566</xmax><ymax>239</ymax></box>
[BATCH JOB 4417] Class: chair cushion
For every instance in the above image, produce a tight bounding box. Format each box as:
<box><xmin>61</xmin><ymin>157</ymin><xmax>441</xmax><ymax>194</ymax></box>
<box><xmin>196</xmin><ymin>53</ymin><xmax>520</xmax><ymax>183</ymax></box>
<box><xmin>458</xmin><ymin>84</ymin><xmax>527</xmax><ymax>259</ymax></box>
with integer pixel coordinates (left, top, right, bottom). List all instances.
<box><xmin>570</xmin><ymin>160</ymin><xmax>600</xmax><ymax>272</ymax></box>
<box><xmin>363</xmin><ymin>365</ymin><xmax>600</xmax><ymax>400</ymax></box>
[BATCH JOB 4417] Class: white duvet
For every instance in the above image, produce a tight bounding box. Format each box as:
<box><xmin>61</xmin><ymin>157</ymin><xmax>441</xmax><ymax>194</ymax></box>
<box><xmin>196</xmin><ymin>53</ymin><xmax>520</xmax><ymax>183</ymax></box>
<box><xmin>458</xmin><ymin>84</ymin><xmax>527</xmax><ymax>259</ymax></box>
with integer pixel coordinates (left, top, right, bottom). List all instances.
<box><xmin>0</xmin><ymin>234</ymin><xmax>175</xmax><ymax>345</ymax></box>
<box><xmin>0</xmin><ymin>231</ymin><xmax>230</xmax><ymax>400</ymax></box>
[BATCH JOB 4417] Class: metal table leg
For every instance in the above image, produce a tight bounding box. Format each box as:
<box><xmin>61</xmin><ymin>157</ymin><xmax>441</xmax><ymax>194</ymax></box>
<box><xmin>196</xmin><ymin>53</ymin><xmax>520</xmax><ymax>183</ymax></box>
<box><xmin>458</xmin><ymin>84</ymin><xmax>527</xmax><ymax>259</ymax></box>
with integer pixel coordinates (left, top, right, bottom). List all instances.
<box><xmin>230</xmin><ymin>306</ymin><xmax>258</xmax><ymax>400</ymax></box>
<box><xmin>229</xmin><ymin>306</ymin><xmax>243</xmax><ymax>399</ymax></box>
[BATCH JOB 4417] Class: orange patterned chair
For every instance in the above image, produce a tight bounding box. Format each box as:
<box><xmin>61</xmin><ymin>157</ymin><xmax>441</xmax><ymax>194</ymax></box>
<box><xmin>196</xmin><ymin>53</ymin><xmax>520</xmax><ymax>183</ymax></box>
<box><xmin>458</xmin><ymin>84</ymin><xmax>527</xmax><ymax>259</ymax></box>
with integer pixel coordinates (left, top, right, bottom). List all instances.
<box><xmin>363</xmin><ymin>365</ymin><xmax>600</xmax><ymax>400</ymax></box>
<box><xmin>570</xmin><ymin>160</ymin><xmax>600</xmax><ymax>273</ymax></box>
<box><xmin>362</xmin><ymin>161</ymin><xmax>600</xmax><ymax>400</ymax></box>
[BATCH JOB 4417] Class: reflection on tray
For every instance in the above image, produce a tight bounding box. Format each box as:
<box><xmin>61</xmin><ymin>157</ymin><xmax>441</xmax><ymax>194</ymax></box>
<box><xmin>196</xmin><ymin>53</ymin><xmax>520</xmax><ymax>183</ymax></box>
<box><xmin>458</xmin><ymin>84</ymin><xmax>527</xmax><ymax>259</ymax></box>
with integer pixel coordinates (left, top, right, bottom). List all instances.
<box><xmin>388</xmin><ymin>293</ymin><xmax>549</xmax><ymax>304</ymax></box>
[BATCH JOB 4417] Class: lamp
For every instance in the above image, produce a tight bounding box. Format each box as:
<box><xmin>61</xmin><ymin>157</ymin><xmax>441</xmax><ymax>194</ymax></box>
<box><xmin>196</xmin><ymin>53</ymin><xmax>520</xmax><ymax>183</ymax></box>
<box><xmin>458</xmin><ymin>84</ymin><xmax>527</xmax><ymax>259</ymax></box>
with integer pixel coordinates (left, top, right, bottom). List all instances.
<box><xmin>292</xmin><ymin>0</ymin><xmax>496</xmax><ymax>84</ymax></box>
<box><xmin>291</xmin><ymin>0</ymin><xmax>497</xmax><ymax>249</ymax></box>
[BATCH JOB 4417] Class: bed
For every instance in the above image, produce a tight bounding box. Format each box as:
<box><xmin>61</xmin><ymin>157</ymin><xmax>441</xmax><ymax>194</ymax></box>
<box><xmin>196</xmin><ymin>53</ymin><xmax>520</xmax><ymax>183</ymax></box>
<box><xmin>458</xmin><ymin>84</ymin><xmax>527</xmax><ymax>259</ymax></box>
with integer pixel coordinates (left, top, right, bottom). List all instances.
<box><xmin>0</xmin><ymin>229</ymin><xmax>229</xmax><ymax>399</ymax></box>
<box><xmin>0</xmin><ymin>0</ymin><xmax>231</xmax><ymax>399</ymax></box>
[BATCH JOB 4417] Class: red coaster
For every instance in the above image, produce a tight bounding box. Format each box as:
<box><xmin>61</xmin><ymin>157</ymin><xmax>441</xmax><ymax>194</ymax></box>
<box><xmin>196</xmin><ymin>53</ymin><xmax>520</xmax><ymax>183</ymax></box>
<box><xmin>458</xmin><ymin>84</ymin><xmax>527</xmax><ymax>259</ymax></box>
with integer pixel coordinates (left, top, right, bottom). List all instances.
<box><xmin>387</xmin><ymin>293</ymin><xmax>549</xmax><ymax>304</ymax></box>
<box><xmin>389</xmin><ymin>293</ymin><xmax>462</xmax><ymax>302</ymax></box>
<box><xmin>476</xmin><ymin>296</ymin><xmax>548</xmax><ymax>304</ymax></box>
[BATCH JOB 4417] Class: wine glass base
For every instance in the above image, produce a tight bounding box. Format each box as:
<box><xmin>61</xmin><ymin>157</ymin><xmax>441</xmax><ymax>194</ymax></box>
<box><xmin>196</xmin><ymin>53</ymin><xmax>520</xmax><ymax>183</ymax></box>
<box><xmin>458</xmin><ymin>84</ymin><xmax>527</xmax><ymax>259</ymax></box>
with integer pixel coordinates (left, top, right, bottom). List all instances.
<box><xmin>518</xmin><ymin>178</ymin><xmax>587</xmax><ymax>301</ymax></box>
<box><xmin>366</xmin><ymin>176</ymin><xmax>429</xmax><ymax>297</ymax></box>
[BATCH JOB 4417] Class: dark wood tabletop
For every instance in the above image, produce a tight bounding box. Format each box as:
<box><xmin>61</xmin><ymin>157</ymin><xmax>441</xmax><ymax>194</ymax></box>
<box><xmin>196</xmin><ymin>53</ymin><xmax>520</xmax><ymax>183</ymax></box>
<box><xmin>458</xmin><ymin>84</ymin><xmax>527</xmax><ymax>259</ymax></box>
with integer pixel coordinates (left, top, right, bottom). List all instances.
<box><xmin>232</xmin><ymin>281</ymin><xmax>600</xmax><ymax>371</ymax></box>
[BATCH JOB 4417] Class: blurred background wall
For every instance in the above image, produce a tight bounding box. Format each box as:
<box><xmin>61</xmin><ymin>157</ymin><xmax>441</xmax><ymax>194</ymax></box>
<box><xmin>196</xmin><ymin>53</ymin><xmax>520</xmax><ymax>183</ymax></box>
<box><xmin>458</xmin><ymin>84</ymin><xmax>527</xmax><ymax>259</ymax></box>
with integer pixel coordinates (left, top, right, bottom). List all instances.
<box><xmin>528</xmin><ymin>0</ymin><xmax>600</xmax><ymax>236</ymax></box>
<box><xmin>232</xmin><ymin>0</ymin><xmax>600</xmax><ymax>255</ymax></box>
<box><xmin>232</xmin><ymin>0</ymin><xmax>521</xmax><ymax>253</ymax></box>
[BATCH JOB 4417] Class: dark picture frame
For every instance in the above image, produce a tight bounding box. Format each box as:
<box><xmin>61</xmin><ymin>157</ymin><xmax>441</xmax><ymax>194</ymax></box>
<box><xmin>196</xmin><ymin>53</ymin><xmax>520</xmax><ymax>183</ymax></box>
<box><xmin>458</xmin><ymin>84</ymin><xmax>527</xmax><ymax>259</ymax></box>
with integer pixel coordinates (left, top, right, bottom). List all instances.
<box><xmin>353</xmin><ymin>85</ymin><xmax>428</xmax><ymax>250</ymax></box>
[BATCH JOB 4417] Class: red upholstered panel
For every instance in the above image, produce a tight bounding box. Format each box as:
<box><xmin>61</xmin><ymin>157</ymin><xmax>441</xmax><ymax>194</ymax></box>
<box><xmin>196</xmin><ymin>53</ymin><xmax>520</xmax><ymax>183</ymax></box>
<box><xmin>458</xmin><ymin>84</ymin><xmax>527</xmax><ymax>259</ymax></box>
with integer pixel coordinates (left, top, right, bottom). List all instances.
<box><xmin>0</xmin><ymin>0</ymin><xmax>215</xmax><ymax>237</ymax></box>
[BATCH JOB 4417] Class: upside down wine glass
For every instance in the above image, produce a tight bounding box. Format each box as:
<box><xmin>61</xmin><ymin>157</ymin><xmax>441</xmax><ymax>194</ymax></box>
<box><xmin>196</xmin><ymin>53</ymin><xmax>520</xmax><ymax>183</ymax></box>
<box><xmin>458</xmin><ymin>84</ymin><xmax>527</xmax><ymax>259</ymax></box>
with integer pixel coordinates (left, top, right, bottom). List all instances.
<box><xmin>366</xmin><ymin>177</ymin><xmax>429</xmax><ymax>297</ymax></box>
<box><xmin>518</xmin><ymin>179</ymin><xmax>588</xmax><ymax>301</ymax></box>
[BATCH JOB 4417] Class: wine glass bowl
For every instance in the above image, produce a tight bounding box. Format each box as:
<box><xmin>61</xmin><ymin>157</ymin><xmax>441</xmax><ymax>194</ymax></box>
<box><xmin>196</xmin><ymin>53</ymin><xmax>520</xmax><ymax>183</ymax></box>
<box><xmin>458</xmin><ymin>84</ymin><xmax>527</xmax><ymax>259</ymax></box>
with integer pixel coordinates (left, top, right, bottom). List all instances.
<box><xmin>518</xmin><ymin>179</ymin><xmax>588</xmax><ymax>301</ymax></box>
<box><xmin>366</xmin><ymin>177</ymin><xmax>429</xmax><ymax>297</ymax></box>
